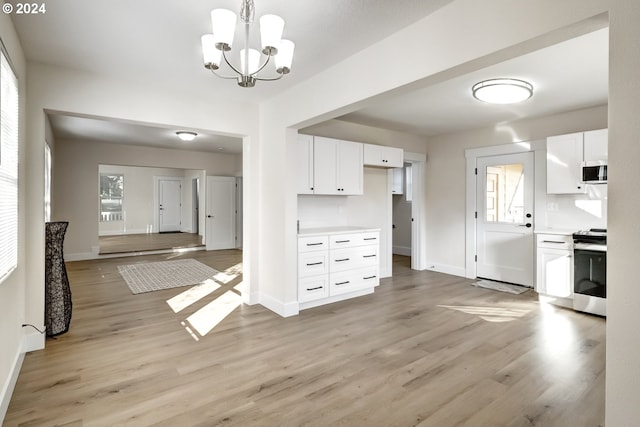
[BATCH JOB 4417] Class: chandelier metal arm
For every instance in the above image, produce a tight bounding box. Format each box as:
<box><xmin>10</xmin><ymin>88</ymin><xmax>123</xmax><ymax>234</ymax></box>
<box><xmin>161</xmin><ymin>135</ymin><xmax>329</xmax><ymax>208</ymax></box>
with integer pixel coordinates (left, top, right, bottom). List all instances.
<box><xmin>254</xmin><ymin>73</ymin><xmax>284</xmax><ymax>82</ymax></box>
<box><xmin>221</xmin><ymin>49</ymin><xmax>245</xmax><ymax>77</ymax></box>
<box><xmin>207</xmin><ymin>67</ymin><xmax>241</xmax><ymax>80</ymax></box>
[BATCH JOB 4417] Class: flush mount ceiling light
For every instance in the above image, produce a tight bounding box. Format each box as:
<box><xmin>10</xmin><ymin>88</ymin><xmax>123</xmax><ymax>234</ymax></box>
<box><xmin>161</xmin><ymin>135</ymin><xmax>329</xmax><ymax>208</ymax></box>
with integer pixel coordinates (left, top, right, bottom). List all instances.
<box><xmin>200</xmin><ymin>0</ymin><xmax>295</xmax><ymax>88</ymax></box>
<box><xmin>176</xmin><ymin>131</ymin><xmax>197</xmax><ymax>142</ymax></box>
<box><xmin>472</xmin><ymin>78</ymin><xmax>533</xmax><ymax>104</ymax></box>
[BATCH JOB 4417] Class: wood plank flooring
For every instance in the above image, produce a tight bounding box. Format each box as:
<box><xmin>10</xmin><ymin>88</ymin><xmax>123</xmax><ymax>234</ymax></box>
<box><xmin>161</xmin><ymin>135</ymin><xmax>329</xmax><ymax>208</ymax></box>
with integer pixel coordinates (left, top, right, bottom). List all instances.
<box><xmin>99</xmin><ymin>232</ymin><xmax>204</xmax><ymax>255</ymax></box>
<box><xmin>4</xmin><ymin>253</ymin><xmax>605</xmax><ymax>427</ymax></box>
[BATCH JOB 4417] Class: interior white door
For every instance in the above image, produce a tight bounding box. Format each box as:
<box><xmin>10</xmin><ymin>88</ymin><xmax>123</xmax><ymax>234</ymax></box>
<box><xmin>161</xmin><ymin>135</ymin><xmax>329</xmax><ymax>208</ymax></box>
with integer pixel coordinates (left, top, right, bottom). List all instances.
<box><xmin>476</xmin><ymin>152</ymin><xmax>534</xmax><ymax>286</ymax></box>
<box><xmin>206</xmin><ymin>176</ymin><xmax>236</xmax><ymax>250</ymax></box>
<box><xmin>158</xmin><ymin>179</ymin><xmax>182</xmax><ymax>232</ymax></box>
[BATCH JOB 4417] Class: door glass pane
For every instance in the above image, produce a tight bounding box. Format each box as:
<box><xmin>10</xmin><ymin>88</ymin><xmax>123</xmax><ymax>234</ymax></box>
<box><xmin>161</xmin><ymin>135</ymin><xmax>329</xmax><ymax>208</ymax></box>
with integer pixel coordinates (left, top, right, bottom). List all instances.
<box><xmin>485</xmin><ymin>163</ymin><xmax>524</xmax><ymax>223</ymax></box>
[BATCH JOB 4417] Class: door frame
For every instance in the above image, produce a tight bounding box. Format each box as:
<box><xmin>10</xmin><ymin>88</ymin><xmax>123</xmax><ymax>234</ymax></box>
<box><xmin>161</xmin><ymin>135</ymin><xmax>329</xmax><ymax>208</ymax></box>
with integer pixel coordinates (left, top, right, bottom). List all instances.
<box><xmin>464</xmin><ymin>140</ymin><xmax>547</xmax><ymax>279</ymax></box>
<box><xmin>153</xmin><ymin>176</ymin><xmax>183</xmax><ymax>233</ymax></box>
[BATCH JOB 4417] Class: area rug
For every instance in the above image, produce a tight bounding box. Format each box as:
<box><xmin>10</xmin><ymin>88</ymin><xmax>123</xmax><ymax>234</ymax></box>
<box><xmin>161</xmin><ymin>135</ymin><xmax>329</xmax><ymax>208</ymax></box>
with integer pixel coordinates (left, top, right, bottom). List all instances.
<box><xmin>118</xmin><ymin>259</ymin><xmax>218</xmax><ymax>294</ymax></box>
<box><xmin>472</xmin><ymin>279</ymin><xmax>530</xmax><ymax>295</ymax></box>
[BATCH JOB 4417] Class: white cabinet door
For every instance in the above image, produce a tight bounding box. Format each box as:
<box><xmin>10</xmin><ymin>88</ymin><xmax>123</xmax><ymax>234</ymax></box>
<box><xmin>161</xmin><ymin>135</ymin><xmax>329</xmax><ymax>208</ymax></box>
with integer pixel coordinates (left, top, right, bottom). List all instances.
<box><xmin>297</xmin><ymin>134</ymin><xmax>314</xmax><ymax>195</ymax></box>
<box><xmin>546</xmin><ymin>133</ymin><xmax>587</xmax><ymax>194</ymax></box>
<box><xmin>313</xmin><ymin>137</ymin><xmax>340</xmax><ymax>195</ymax></box>
<box><xmin>337</xmin><ymin>139</ymin><xmax>363</xmax><ymax>195</ymax></box>
<box><xmin>313</xmin><ymin>137</ymin><xmax>363</xmax><ymax>195</ymax></box>
<box><xmin>584</xmin><ymin>129</ymin><xmax>608</xmax><ymax>161</ymax></box>
<box><xmin>392</xmin><ymin>168</ymin><xmax>404</xmax><ymax>195</ymax></box>
<box><xmin>363</xmin><ymin>144</ymin><xmax>404</xmax><ymax>168</ymax></box>
<box><xmin>536</xmin><ymin>247</ymin><xmax>572</xmax><ymax>298</ymax></box>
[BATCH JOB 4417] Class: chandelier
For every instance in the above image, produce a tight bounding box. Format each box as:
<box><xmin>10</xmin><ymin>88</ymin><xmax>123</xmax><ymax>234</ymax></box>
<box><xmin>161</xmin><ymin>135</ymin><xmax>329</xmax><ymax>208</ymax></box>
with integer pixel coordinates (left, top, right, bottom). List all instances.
<box><xmin>200</xmin><ymin>0</ymin><xmax>295</xmax><ymax>88</ymax></box>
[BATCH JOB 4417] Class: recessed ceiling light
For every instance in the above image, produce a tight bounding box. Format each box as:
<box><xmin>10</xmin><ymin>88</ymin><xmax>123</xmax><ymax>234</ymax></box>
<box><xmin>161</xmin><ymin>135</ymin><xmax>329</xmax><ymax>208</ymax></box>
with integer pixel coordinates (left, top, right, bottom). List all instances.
<box><xmin>176</xmin><ymin>131</ymin><xmax>197</xmax><ymax>142</ymax></box>
<box><xmin>217</xmin><ymin>147</ymin><xmax>224</xmax><ymax>150</ymax></box>
<box><xmin>472</xmin><ymin>78</ymin><xmax>533</xmax><ymax>104</ymax></box>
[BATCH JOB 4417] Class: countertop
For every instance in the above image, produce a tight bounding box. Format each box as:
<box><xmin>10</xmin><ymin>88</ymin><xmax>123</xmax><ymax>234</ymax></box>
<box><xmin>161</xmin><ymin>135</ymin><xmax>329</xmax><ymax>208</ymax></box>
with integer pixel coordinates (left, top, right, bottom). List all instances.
<box><xmin>534</xmin><ymin>228</ymin><xmax>577</xmax><ymax>236</ymax></box>
<box><xmin>298</xmin><ymin>226</ymin><xmax>380</xmax><ymax>237</ymax></box>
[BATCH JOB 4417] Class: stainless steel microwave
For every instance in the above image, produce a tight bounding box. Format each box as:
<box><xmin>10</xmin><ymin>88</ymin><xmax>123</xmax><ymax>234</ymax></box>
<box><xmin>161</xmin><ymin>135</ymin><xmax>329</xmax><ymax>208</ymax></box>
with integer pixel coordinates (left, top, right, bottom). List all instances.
<box><xmin>582</xmin><ymin>161</ymin><xmax>607</xmax><ymax>184</ymax></box>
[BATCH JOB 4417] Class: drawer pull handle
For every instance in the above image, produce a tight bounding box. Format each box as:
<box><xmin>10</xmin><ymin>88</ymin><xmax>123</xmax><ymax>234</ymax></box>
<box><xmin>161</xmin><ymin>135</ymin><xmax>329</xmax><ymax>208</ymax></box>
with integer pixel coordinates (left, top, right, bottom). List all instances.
<box><xmin>306</xmin><ymin>262</ymin><xmax>323</xmax><ymax>266</ymax></box>
<box><xmin>306</xmin><ymin>242</ymin><xmax>324</xmax><ymax>246</ymax></box>
<box><xmin>542</xmin><ymin>240</ymin><xmax>565</xmax><ymax>244</ymax></box>
<box><xmin>335</xmin><ymin>281</ymin><xmax>350</xmax><ymax>286</ymax></box>
<box><xmin>363</xmin><ymin>254</ymin><xmax>376</xmax><ymax>258</ymax></box>
<box><xmin>335</xmin><ymin>239</ymin><xmax>350</xmax><ymax>243</ymax></box>
<box><xmin>335</xmin><ymin>258</ymin><xmax>350</xmax><ymax>262</ymax></box>
<box><xmin>363</xmin><ymin>237</ymin><xmax>377</xmax><ymax>241</ymax></box>
<box><xmin>363</xmin><ymin>275</ymin><xmax>377</xmax><ymax>280</ymax></box>
<box><xmin>306</xmin><ymin>286</ymin><xmax>323</xmax><ymax>291</ymax></box>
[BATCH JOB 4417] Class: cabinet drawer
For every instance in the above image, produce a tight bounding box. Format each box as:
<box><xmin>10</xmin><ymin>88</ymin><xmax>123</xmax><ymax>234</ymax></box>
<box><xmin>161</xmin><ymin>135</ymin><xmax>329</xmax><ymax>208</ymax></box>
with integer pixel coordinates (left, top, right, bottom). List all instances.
<box><xmin>357</xmin><ymin>245</ymin><xmax>379</xmax><ymax>267</ymax></box>
<box><xmin>298</xmin><ymin>252</ymin><xmax>329</xmax><ymax>278</ymax></box>
<box><xmin>329</xmin><ymin>231</ymin><xmax>379</xmax><ymax>249</ymax></box>
<box><xmin>329</xmin><ymin>247</ymin><xmax>359</xmax><ymax>272</ymax></box>
<box><xmin>298</xmin><ymin>235</ymin><xmax>329</xmax><ymax>253</ymax></box>
<box><xmin>298</xmin><ymin>275</ymin><xmax>330</xmax><ymax>302</ymax></box>
<box><xmin>329</xmin><ymin>267</ymin><xmax>379</xmax><ymax>296</ymax></box>
<box><xmin>536</xmin><ymin>233</ymin><xmax>573</xmax><ymax>250</ymax></box>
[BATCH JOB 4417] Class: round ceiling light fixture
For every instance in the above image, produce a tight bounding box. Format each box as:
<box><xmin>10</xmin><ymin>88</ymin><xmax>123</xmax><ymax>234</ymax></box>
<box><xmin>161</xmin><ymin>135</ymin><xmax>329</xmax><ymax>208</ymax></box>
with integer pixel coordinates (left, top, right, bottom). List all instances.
<box><xmin>472</xmin><ymin>78</ymin><xmax>533</xmax><ymax>104</ymax></box>
<box><xmin>176</xmin><ymin>131</ymin><xmax>198</xmax><ymax>142</ymax></box>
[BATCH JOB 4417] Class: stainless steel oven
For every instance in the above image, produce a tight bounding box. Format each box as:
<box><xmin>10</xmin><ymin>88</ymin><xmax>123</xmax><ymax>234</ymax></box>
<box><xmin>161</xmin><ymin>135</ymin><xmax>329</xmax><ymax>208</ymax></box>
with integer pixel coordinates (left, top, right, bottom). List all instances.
<box><xmin>572</xmin><ymin>229</ymin><xmax>606</xmax><ymax>316</ymax></box>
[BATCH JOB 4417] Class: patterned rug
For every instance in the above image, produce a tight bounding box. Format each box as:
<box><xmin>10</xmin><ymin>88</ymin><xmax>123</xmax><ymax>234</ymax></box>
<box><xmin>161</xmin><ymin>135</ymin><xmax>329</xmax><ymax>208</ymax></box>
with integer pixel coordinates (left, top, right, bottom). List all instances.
<box><xmin>118</xmin><ymin>259</ymin><xmax>218</xmax><ymax>294</ymax></box>
<box><xmin>472</xmin><ymin>279</ymin><xmax>530</xmax><ymax>295</ymax></box>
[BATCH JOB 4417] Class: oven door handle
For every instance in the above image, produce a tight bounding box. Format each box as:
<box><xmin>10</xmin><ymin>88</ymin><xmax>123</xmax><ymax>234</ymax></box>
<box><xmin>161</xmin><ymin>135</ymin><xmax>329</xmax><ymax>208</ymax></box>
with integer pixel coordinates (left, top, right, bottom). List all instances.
<box><xmin>574</xmin><ymin>242</ymin><xmax>607</xmax><ymax>252</ymax></box>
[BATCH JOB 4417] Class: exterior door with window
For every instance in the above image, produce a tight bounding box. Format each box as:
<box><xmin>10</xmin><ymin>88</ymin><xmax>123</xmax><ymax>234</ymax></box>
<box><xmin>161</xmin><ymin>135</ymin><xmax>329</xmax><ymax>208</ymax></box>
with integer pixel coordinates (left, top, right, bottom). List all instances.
<box><xmin>476</xmin><ymin>152</ymin><xmax>534</xmax><ymax>287</ymax></box>
<box><xmin>158</xmin><ymin>179</ymin><xmax>182</xmax><ymax>232</ymax></box>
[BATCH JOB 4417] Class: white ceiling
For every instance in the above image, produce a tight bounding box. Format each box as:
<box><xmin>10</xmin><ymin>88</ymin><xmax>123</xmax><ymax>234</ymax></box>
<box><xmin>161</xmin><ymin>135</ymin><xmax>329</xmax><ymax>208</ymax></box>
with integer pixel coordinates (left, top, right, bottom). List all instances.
<box><xmin>10</xmin><ymin>1</ymin><xmax>608</xmax><ymax>150</ymax></box>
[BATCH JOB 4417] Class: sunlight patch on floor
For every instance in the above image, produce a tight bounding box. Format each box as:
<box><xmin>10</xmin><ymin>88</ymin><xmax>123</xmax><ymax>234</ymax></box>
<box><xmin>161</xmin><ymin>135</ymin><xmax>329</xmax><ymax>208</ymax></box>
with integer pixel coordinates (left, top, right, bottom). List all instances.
<box><xmin>438</xmin><ymin>305</ymin><xmax>530</xmax><ymax>322</ymax></box>
<box><xmin>166</xmin><ymin>279</ymin><xmax>220</xmax><ymax>313</ymax></box>
<box><xmin>186</xmin><ymin>290</ymin><xmax>242</xmax><ymax>337</ymax></box>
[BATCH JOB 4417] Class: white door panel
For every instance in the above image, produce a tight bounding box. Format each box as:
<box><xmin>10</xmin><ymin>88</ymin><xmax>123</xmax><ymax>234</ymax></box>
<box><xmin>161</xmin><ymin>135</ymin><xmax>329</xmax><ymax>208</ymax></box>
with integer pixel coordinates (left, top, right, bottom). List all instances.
<box><xmin>476</xmin><ymin>152</ymin><xmax>534</xmax><ymax>287</ymax></box>
<box><xmin>206</xmin><ymin>176</ymin><xmax>236</xmax><ymax>250</ymax></box>
<box><xmin>159</xmin><ymin>179</ymin><xmax>182</xmax><ymax>232</ymax></box>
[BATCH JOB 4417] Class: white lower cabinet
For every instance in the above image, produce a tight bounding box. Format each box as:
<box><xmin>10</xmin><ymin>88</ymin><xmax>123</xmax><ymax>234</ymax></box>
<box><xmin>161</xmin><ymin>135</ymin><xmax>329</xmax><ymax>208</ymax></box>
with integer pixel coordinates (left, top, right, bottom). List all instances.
<box><xmin>536</xmin><ymin>233</ymin><xmax>573</xmax><ymax>305</ymax></box>
<box><xmin>298</xmin><ymin>229</ymin><xmax>380</xmax><ymax>308</ymax></box>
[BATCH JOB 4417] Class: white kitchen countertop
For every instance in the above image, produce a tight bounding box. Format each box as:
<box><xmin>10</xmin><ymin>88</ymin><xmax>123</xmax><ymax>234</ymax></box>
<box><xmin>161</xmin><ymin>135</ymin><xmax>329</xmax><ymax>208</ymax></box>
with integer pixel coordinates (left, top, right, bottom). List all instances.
<box><xmin>298</xmin><ymin>226</ymin><xmax>380</xmax><ymax>237</ymax></box>
<box><xmin>534</xmin><ymin>228</ymin><xmax>577</xmax><ymax>236</ymax></box>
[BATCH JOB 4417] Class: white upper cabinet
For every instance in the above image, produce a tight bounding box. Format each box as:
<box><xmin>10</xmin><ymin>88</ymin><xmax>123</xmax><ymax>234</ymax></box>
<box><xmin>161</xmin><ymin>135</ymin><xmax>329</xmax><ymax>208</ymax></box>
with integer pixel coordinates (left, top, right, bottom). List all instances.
<box><xmin>310</xmin><ymin>136</ymin><xmax>364</xmax><ymax>195</ymax></box>
<box><xmin>297</xmin><ymin>134</ymin><xmax>314</xmax><ymax>194</ymax></box>
<box><xmin>546</xmin><ymin>128</ymin><xmax>608</xmax><ymax>194</ymax></box>
<box><xmin>583</xmin><ymin>129</ymin><xmax>608</xmax><ymax>161</ymax></box>
<box><xmin>547</xmin><ymin>132</ymin><xmax>586</xmax><ymax>194</ymax></box>
<box><xmin>363</xmin><ymin>144</ymin><xmax>404</xmax><ymax>168</ymax></box>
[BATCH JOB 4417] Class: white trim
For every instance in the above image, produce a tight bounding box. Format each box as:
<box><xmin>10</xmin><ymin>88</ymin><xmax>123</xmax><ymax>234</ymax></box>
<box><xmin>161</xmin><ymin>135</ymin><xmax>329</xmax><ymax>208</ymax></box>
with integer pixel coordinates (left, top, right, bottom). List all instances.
<box><xmin>464</xmin><ymin>140</ymin><xmax>545</xmax><ymax>280</ymax></box>
<box><xmin>21</xmin><ymin>331</ymin><xmax>44</xmax><ymax>353</ymax></box>
<box><xmin>401</xmin><ymin>151</ymin><xmax>427</xmax><ymax>271</ymax></box>
<box><xmin>0</xmin><ymin>350</ymin><xmax>24</xmax><ymax>425</ymax></box>
<box><xmin>259</xmin><ymin>293</ymin><xmax>299</xmax><ymax>317</ymax></box>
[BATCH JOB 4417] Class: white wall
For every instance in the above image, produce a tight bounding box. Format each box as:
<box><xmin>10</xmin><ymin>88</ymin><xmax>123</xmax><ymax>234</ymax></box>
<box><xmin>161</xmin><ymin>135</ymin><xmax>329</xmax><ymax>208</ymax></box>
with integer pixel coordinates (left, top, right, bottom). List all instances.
<box><xmin>98</xmin><ymin>165</ymin><xmax>191</xmax><ymax>236</ymax></box>
<box><xmin>424</xmin><ymin>105</ymin><xmax>608</xmax><ymax>273</ymax></box>
<box><xmin>0</xmin><ymin>11</ymin><xmax>28</xmax><ymax>422</ymax></box>
<box><xmin>53</xmin><ymin>139</ymin><xmax>241</xmax><ymax>258</ymax></box>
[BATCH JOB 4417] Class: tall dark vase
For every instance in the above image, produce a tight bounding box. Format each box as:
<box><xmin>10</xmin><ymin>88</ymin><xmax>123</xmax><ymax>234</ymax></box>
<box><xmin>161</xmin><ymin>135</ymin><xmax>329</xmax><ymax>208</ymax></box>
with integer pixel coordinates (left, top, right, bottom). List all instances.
<box><xmin>45</xmin><ymin>221</ymin><xmax>72</xmax><ymax>337</ymax></box>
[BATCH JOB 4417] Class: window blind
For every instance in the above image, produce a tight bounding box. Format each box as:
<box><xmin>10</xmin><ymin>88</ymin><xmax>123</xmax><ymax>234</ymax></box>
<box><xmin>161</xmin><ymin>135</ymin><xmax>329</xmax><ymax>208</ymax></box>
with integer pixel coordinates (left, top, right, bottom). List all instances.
<box><xmin>0</xmin><ymin>45</ymin><xmax>19</xmax><ymax>284</ymax></box>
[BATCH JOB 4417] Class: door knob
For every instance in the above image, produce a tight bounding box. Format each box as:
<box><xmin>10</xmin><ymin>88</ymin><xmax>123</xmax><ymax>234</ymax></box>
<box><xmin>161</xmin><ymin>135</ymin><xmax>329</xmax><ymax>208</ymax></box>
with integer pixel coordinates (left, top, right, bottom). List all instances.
<box><xmin>207</xmin><ymin>215</ymin><xmax>213</xmax><ymax>218</ymax></box>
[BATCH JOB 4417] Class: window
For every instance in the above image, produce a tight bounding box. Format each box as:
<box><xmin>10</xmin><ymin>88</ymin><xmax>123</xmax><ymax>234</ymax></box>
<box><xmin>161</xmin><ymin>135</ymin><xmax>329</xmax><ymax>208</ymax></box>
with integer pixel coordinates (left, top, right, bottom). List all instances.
<box><xmin>0</xmin><ymin>44</ymin><xmax>19</xmax><ymax>284</ymax></box>
<box><xmin>99</xmin><ymin>173</ymin><xmax>124</xmax><ymax>222</ymax></box>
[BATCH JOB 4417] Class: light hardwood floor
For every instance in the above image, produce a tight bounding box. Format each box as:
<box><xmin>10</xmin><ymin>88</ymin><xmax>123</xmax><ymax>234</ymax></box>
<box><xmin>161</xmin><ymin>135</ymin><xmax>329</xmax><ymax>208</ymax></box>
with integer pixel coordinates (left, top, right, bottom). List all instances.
<box><xmin>4</xmin><ymin>253</ymin><xmax>605</xmax><ymax>427</ymax></box>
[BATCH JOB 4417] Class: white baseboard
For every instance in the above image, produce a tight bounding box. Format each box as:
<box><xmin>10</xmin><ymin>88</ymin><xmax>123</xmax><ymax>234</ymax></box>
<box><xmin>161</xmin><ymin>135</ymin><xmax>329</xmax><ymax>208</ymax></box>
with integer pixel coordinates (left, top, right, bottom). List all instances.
<box><xmin>21</xmin><ymin>331</ymin><xmax>45</xmax><ymax>353</ymax></box>
<box><xmin>259</xmin><ymin>293</ymin><xmax>299</xmax><ymax>317</ymax></box>
<box><xmin>424</xmin><ymin>261</ymin><xmax>466</xmax><ymax>278</ymax></box>
<box><xmin>393</xmin><ymin>245</ymin><xmax>411</xmax><ymax>256</ymax></box>
<box><xmin>66</xmin><ymin>245</ymin><xmax>206</xmax><ymax>261</ymax></box>
<box><xmin>0</xmin><ymin>350</ymin><xmax>24</xmax><ymax>425</ymax></box>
